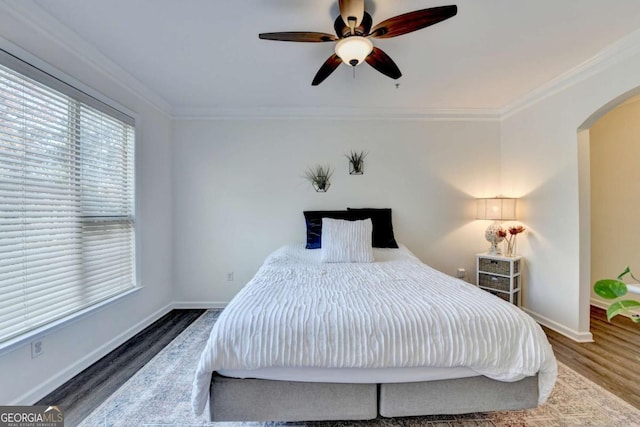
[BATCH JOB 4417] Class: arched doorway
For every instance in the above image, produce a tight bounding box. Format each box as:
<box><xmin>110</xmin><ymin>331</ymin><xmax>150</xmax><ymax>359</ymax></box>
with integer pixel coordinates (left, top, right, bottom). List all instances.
<box><xmin>578</xmin><ymin>88</ymin><xmax>640</xmax><ymax>332</ymax></box>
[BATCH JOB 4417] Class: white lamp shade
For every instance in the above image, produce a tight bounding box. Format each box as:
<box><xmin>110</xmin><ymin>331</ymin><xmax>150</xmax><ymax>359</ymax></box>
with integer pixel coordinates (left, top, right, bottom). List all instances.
<box><xmin>476</xmin><ymin>198</ymin><xmax>517</xmax><ymax>221</ymax></box>
<box><xmin>335</xmin><ymin>36</ymin><xmax>373</xmax><ymax>66</ymax></box>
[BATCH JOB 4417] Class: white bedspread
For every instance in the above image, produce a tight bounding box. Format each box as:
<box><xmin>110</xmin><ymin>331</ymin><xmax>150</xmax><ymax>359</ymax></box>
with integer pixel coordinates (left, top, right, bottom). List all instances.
<box><xmin>192</xmin><ymin>244</ymin><xmax>557</xmax><ymax>415</ymax></box>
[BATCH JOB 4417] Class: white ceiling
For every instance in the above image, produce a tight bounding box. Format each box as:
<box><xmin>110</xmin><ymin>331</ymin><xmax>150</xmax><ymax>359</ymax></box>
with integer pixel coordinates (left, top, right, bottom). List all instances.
<box><xmin>25</xmin><ymin>0</ymin><xmax>640</xmax><ymax>115</ymax></box>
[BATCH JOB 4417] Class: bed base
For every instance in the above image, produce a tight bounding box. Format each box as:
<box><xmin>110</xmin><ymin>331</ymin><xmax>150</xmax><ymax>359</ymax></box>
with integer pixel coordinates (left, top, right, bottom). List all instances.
<box><xmin>209</xmin><ymin>372</ymin><xmax>539</xmax><ymax>421</ymax></box>
<box><xmin>209</xmin><ymin>373</ymin><xmax>377</xmax><ymax>421</ymax></box>
<box><xmin>379</xmin><ymin>374</ymin><xmax>538</xmax><ymax>417</ymax></box>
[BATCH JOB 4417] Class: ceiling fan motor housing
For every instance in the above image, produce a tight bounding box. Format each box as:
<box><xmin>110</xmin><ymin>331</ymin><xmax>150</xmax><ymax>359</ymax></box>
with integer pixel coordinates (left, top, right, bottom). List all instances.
<box><xmin>339</xmin><ymin>0</ymin><xmax>365</xmax><ymax>27</ymax></box>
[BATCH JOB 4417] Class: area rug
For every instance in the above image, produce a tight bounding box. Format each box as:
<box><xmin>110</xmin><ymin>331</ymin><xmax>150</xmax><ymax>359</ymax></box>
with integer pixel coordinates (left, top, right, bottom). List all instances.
<box><xmin>79</xmin><ymin>310</ymin><xmax>640</xmax><ymax>427</ymax></box>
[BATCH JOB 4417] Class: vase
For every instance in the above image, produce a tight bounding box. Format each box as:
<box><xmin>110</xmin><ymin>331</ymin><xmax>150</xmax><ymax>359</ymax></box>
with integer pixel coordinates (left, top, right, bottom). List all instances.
<box><xmin>505</xmin><ymin>238</ymin><xmax>517</xmax><ymax>257</ymax></box>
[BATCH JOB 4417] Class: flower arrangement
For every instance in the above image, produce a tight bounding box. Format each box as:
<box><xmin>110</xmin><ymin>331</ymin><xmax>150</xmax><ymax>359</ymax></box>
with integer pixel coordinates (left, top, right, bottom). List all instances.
<box><xmin>496</xmin><ymin>225</ymin><xmax>525</xmax><ymax>257</ymax></box>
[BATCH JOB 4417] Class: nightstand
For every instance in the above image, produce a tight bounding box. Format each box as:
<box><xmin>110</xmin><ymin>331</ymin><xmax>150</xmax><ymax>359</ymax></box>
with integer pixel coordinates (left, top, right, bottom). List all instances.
<box><xmin>476</xmin><ymin>253</ymin><xmax>523</xmax><ymax>306</ymax></box>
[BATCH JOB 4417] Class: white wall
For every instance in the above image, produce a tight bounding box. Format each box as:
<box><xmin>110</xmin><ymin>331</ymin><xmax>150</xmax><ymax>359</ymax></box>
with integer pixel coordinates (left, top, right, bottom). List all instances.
<box><xmin>500</xmin><ymin>34</ymin><xmax>640</xmax><ymax>340</ymax></box>
<box><xmin>172</xmin><ymin>118</ymin><xmax>501</xmax><ymax>303</ymax></box>
<box><xmin>590</xmin><ymin>98</ymin><xmax>640</xmax><ymax>304</ymax></box>
<box><xmin>0</xmin><ymin>7</ymin><xmax>174</xmax><ymax>404</ymax></box>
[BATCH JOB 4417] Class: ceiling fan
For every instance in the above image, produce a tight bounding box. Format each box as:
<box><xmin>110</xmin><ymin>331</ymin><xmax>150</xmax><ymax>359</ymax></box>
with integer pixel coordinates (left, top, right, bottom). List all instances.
<box><xmin>258</xmin><ymin>0</ymin><xmax>457</xmax><ymax>86</ymax></box>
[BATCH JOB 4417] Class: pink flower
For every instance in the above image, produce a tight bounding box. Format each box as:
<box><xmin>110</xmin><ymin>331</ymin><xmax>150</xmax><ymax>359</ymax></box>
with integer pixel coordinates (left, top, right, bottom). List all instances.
<box><xmin>503</xmin><ymin>224</ymin><xmax>525</xmax><ymax>256</ymax></box>
<box><xmin>508</xmin><ymin>225</ymin><xmax>525</xmax><ymax>235</ymax></box>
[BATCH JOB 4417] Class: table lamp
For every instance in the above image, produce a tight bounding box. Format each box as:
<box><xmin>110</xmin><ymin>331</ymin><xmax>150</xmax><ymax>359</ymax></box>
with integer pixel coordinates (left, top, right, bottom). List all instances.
<box><xmin>476</xmin><ymin>197</ymin><xmax>517</xmax><ymax>254</ymax></box>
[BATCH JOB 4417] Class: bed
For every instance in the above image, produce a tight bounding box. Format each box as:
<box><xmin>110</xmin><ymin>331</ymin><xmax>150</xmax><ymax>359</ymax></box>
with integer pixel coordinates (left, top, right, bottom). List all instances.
<box><xmin>191</xmin><ymin>238</ymin><xmax>557</xmax><ymax>421</ymax></box>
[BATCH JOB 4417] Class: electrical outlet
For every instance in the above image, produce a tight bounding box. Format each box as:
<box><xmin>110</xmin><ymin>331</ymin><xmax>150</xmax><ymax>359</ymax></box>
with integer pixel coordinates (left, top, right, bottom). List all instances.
<box><xmin>31</xmin><ymin>340</ymin><xmax>43</xmax><ymax>359</ymax></box>
<box><xmin>456</xmin><ymin>268</ymin><xmax>466</xmax><ymax>279</ymax></box>
<box><xmin>226</xmin><ymin>272</ymin><xmax>234</xmax><ymax>281</ymax></box>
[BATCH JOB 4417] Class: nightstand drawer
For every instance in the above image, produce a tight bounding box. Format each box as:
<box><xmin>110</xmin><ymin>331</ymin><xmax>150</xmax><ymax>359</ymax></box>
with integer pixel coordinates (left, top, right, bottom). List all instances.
<box><xmin>479</xmin><ymin>258</ymin><xmax>517</xmax><ymax>275</ymax></box>
<box><xmin>479</xmin><ymin>273</ymin><xmax>510</xmax><ymax>291</ymax></box>
<box><xmin>479</xmin><ymin>273</ymin><xmax>520</xmax><ymax>292</ymax></box>
<box><xmin>485</xmin><ymin>288</ymin><xmax>520</xmax><ymax>304</ymax></box>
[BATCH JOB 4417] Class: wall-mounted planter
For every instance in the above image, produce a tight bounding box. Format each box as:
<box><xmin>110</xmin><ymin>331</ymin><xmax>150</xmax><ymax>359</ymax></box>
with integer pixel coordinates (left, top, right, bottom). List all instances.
<box><xmin>305</xmin><ymin>165</ymin><xmax>333</xmax><ymax>192</ymax></box>
<box><xmin>349</xmin><ymin>161</ymin><xmax>364</xmax><ymax>175</ymax></box>
<box><xmin>312</xmin><ymin>181</ymin><xmax>331</xmax><ymax>192</ymax></box>
<box><xmin>346</xmin><ymin>150</ymin><xmax>367</xmax><ymax>175</ymax></box>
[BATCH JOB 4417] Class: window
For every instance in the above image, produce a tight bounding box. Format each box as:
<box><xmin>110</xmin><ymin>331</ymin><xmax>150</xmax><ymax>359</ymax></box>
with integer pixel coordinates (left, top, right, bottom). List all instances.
<box><xmin>0</xmin><ymin>49</ymin><xmax>136</xmax><ymax>345</ymax></box>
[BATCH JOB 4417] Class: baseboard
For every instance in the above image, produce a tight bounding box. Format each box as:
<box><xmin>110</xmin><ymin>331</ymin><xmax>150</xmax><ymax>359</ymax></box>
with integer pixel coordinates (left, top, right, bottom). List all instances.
<box><xmin>12</xmin><ymin>303</ymin><xmax>174</xmax><ymax>405</ymax></box>
<box><xmin>590</xmin><ymin>297</ymin><xmax>640</xmax><ymax>319</ymax></box>
<box><xmin>522</xmin><ymin>307</ymin><xmax>594</xmax><ymax>343</ymax></box>
<box><xmin>590</xmin><ymin>297</ymin><xmax>608</xmax><ymax>311</ymax></box>
<box><xmin>171</xmin><ymin>301</ymin><xmax>229</xmax><ymax>309</ymax></box>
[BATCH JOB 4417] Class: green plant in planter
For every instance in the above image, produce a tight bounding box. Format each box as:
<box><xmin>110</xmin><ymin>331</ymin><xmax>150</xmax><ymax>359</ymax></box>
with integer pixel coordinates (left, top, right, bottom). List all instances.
<box><xmin>346</xmin><ymin>150</ymin><xmax>367</xmax><ymax>175</ymax></box>
<box><xmin>594</xmin><ymin>266</ymin><xmax>640</xmax><ymax>322</ymax></box>
<box><xmin>304</xmin><ymin>165</ymin><xmax>333</xmax><ymax>192</ymax></box>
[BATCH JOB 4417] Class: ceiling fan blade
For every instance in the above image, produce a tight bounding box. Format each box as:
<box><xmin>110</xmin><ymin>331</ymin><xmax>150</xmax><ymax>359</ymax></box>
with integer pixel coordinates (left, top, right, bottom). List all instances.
<box><xmin>334</xmin><ymin>12</ymin><xmax>373</xmax><ymax>38</ymax></box>
<box><xmin>259</xmin><ymin>32</ymin><xmax>338</xmax><ymax>42</ymax></box>
<box><xmin>365</xmin><ymin>47</ymin><xmax>402</xmax><ymax>80</ymax></box>
<box><xmin>369</xmin><ymin>5</ymin><xmax>457</xmax><ymax>39</ymax></box>
<box><xmin>312</xmin><ymin>54</ymin><xmax>343</xmax><ymax>86</ymax></box>
<box><xmin>339</xmin><ymin>0</ymin><xmax>364</xmax><ymax>28</ymax></box>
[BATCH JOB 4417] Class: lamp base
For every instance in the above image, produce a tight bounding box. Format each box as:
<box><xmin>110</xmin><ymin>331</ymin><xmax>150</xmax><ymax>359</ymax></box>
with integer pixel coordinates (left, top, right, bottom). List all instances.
<box><xmin>485</xmin><ymin>221</ymin><xmax>504</xmax><ymax>255</ymax></box>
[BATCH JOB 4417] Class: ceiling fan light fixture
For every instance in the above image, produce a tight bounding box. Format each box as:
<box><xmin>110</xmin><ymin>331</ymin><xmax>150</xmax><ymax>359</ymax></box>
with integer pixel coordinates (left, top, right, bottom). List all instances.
<box><xmin>334</xmin><ymin>36</ymin><xmax>373</xmax><ymax>67</ymax></box>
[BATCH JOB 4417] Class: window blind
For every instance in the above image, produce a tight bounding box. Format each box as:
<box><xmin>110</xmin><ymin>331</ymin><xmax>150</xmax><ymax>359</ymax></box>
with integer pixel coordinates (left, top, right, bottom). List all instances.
<box><xmin>0</xmin><ymin>49</ymin><xmax>136</xmax><ymax>344</ymax></box>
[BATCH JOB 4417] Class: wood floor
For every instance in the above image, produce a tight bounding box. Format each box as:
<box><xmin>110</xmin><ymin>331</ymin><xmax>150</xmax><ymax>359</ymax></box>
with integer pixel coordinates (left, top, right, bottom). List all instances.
<box><xmin>36</xmin><ymin>309</ymin><xmax>205</xmax><ymax>427</ymax></box>
<box><xmin>36</xmin><ymin>306</ymin><xmax>640</xmax><ymax>426</ymax></box>
<box><xmin>543</xmin><ymin>305</ymin><xmax>640</xmax><ymax>409</ymax></box>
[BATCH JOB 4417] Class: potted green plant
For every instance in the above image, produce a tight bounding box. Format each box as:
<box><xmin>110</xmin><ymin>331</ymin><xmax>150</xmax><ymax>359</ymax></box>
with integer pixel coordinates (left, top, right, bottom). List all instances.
<box><xmin>305</xmin><ymin>165</ymin><xmax>333</xmax><ymax>192</ymax></box>
<box><xmin>346</xmin><ymin>150</ymin><xmax>367</xmax><ymax>175</ymax></box>
<box><xmin>594</xmin><ymin>266</ymin><xmax>640</xmax><ymax>322</ymax></box>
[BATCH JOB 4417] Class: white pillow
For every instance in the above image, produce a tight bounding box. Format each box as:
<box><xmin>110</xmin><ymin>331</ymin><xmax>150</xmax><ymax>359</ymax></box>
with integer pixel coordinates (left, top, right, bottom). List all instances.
<box><xmin>320</xmin><ymin>218</ymin><xmax>374</xmax><ymax>263</ymax></box>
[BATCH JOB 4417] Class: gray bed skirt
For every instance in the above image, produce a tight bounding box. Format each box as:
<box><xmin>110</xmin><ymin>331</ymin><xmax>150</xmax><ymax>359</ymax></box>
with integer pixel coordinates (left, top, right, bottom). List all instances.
<box><xmin>209</xmin><ymin>372</ymin><xmax>539</xmax><ymax>421</ymax></box>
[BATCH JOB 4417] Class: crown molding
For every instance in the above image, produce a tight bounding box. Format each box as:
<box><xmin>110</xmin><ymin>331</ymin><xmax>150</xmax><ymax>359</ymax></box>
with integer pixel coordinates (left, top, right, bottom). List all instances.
<box><xmin>5</xmin><ymin>2</ymin><xmax>640</xmax><ymax>123</ymax></box>
<box><xmin>1</xmin><ymin>1</ymin><xmax>173</xmax><ymax>117</ymax></box>
<box><xmin>172</xmin><ymin>106</ymin><xmax>502</xmax><ymax>121</ymax></box>
<box><xmin>501</xmin><ymin>28</ymin><xmax>640</xmax><ymax>119</ymax></box>
<box><xmin>1</xmin><ymin>1</ymin><xmax>499</xmax><ymax>122</ymax></box>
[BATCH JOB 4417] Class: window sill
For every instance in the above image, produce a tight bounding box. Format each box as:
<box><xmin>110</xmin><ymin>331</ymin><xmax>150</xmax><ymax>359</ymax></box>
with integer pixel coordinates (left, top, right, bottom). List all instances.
<box><xmin>0</xmin><ymin>287</ymin><xmax>142</xmax><ymax>357</ymax></box>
